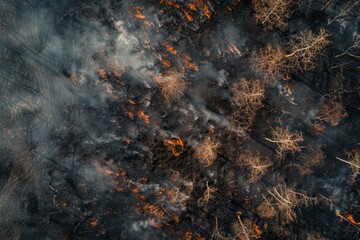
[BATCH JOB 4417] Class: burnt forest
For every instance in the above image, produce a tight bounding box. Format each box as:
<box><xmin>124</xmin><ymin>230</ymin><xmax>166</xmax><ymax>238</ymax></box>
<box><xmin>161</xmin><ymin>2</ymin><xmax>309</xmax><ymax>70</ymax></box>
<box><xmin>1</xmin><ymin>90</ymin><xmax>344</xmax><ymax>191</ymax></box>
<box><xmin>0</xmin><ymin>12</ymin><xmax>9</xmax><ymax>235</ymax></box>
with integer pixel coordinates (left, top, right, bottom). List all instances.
<box><xmin>0</xmin><ymin>0</ymin><xmax>359</xmax><ymax>239</ymax></box>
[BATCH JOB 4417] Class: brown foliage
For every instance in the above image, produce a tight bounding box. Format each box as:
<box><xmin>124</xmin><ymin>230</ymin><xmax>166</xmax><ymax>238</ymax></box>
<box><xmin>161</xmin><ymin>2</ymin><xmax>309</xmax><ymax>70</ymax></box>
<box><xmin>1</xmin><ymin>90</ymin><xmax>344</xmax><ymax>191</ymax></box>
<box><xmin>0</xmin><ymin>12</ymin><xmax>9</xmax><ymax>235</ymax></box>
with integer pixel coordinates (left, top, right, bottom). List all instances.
<box><xmin>237</xmin><ymin>150</ymin><xmax>272</xmax><ymax>183</ymax></box>
<box><xmin>156</xmin><ymin>71</ymin><xmax>187</xmax><ymax>103</ymax></box>
<box><xmin>336</xmin><ymin>149</ymin><xmax>360</xmax><ymax>183</ymax></box>
<box><xmin>257</xmin><ymin>198</ymin><xmax>276</xmax><ymax>219</ymax></box>
<box><xmin>197</xmin><ymin>181</ymin><xmax>216</xmax><ymax>206</ymax></box>
<box><xmin>266</xmin><ymin>127</ymin><xmax>304</xmax><ymax>160</ymax></box>
<box><xmin>231</xmin><ymin>78</ymin><xmax>266</xmax><ymax>113</ymax></box>
<box><xmin>250</xmin><ymin>44</ymin><xmax>286</xmax><ymax>82</ymax></box>
<box><xmin>347</xmin><ymin>149</ymin><xmax>360</xmax><ymax>183</ymax></box>
<box><xmin>263</xmin><ymin>184</ymin><xmax>317</xmax><ymax>223</ymax></box>
<box><xmin>290</xmin><ymin>146</ymin><xmax>325</xmax><ymax>176</ymax></box>
<box><xmin>309</xmin><ymin>123</ymin><xmax>326</xmax><ymax>136</ymax></box>
<box><xmin>251</xmin><ymin>0</ymin><xmax>295</xmax><ymax>30</ymax></box>
<box><xmin>194</xmin><ymin>138</ymin><xmax>221</xmax><ymax>167</ymax></box>
<box><xmin>230</xmin><ymin>78</ymin><xmax>266</xmax><ymax>135</ymax></box>
<box><xmin>285</xmin><ymin>28</ymin><xmax>330</xmax><ymax>71</ymax></box>
<box><xmin>232</xmin><ymin>216</ymin><xmax>262</xmax><ymax>240</ymax></box>
<box><xmin>317</xmin><ymin>101</ymin><xmax>348</xmax><ymax>126</ymax></box>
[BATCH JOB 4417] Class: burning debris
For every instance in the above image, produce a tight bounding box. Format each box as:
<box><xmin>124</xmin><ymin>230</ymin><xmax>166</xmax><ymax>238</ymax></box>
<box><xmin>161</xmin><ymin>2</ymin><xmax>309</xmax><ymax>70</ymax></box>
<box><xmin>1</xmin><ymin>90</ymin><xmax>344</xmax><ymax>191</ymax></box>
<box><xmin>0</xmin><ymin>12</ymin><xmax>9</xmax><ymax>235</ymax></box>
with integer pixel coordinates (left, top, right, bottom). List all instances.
<box><xmin>0</xmin><ymin>0</ymin><xmax>359</xmax><ymax>240</ymax></box>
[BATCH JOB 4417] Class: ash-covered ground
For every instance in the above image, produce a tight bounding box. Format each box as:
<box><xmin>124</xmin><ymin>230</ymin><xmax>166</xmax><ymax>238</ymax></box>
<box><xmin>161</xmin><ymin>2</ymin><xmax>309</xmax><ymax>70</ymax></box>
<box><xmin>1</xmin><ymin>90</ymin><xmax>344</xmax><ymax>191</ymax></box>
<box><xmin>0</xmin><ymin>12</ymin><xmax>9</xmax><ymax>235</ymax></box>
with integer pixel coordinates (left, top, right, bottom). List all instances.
<box><xmin>0</xmin><ymin>0</ymin><xmax>359</xmax><ymax>239</ymax></box>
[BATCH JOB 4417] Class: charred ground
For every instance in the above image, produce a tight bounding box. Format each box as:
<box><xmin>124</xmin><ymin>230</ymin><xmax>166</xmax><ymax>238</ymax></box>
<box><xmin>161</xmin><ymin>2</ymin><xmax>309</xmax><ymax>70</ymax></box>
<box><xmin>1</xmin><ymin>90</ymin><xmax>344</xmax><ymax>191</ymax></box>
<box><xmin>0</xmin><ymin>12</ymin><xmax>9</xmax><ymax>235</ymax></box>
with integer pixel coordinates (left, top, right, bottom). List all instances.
<box><xmin>0</xmin><ymin>0</ymin><xmax>359</xmax><ymax>240</ymax></box>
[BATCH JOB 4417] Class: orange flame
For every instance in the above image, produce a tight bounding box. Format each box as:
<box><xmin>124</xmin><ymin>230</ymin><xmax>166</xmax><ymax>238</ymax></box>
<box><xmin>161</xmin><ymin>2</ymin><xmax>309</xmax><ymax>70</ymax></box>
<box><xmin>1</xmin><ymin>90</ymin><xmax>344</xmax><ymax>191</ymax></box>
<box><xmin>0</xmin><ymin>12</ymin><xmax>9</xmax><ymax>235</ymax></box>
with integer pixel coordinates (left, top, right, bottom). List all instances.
<box><xmin>134</xmin><ymin>6</ymin><xmax>146</xmax><ymax>19</ymax></box>
<box><xmin>184</xmin><ymin>232</ymin><xmax>192</xmax><ymax>240</ymax></box>
<box><xmin>98</xmin><ymin>69</ymin><xmax>108</xmax><ymax>81</ymax></box>
<box><xmin>163</xmin><ymin>41</ymin><xmax>179</xmax><ymax>55</ymax></box>
<box><xmin>188</xmin><ymin>3</ymin><xmax>197</xmax><ymax>11</ymax></box>
<box><xmin>143</xmin><ymin>205</ymin><xmax>165</xmax><ymax>219</ymax></box>
<box><xmin>345</xmin><ymin>213</ymin><xmax>360</xmax><ymax>225</ymax></box>
<box><xmin>164</xmin><ymin>136</ymin><xmax>184</xmax><ymax>157</ymax></box>
<box><xmin>183</xmin><ymin>55</ymin><xmax>199</xmax><ymax>71</ymax></box>
<box><xmin>183</xmin><ymin>10</ymin><xmax>193</xmax><ymax>22</ymax></box>
<box><xmin>89</xmin><ymin>219</ymin><xmax>99</xmax><ymax>227</ymax></box>
<box><xmin>253</xmin><ymin>223</ymin><xmax>262</xmax><ymax>237</ymax></box>
<box><xmin>138</xmin><ymin>110</ymin><xmax>150</xmax><ymax>124</ymax></box>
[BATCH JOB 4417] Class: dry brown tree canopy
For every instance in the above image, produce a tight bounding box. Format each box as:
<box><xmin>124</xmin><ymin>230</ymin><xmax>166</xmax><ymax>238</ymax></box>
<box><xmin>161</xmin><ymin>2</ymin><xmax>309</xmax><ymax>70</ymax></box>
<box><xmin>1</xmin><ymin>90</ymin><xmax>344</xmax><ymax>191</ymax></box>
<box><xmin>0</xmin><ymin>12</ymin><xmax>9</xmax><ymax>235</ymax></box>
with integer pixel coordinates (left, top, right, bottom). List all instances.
<box><xmin>265</xmin><ymin>127</ymin><xmax>304</xmax><ymax>160</ymax></box>
<box><xmin>285</xmin><ymin>28</ymin><xmax>331</xmax><ymax>71</ymax></box>
<box><xmin>290</xmin><ymin>145</ymin><xmax>325</xmax><ymax>176</ymax></box>
<box><xmin>194</xmin><ymin>138</ymin><xmax>221</xmax><ymax>167</ymax></box>
<box><xmin>231</xmin><ymin>78</ymin><xmax>266</xmax><ymax>113</ymax></box>
<box><xmin>155</xmin><ymin>71</ymin><xmax>187</xmax><ymax>103</ymax></box>
<box><xmin>236</xmin><ymin>150</ymin><xmax>272</xmax><ymax>183</ymax></box>
<box><xmin>250</xmin><ymin>44</ymin><xmax>286</xmax><ymax>82</ymax></box>
<box><xmin>263</xmin><ymin>184</ymin><xmax>317</xmax><ymax>224</ymax></box>
<box><xmin>317</xmin><ymin>101</ymin><xmax>348</xmax><ymax>126</ymax></box>
<box><xmin>251</xmin><ymin>0</ymin><xmax>295</xmax><ymax>30</ymax></box>
<box><xmin>230</xmin><ymin>78</ymin><xmax>266</xmax><ymax>135</ymax></box>
<box><xmin>232</xmin><ymin>215</ymin><xmax>262</xmax><ymax>240</ymax></box>
<box><xmin>336</xmin><ymin>148</ymin><xmax>360</xmax><ymax>183</ymax></box>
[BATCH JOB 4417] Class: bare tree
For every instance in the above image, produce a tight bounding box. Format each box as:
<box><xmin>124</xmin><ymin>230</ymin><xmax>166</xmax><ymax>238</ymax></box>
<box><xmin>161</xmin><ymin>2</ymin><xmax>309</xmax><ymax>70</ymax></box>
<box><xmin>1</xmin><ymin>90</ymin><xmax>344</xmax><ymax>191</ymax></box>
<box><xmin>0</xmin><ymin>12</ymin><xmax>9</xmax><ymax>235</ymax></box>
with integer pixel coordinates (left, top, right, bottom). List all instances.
<box><xmin>230</xmin><ymin>109</ymin><xmax>254</xmax><ymax>136</ymax></box>
<box><xmin>285</xmin><ymin>28</ymin><xmax>331</xmax><ymax>71</ymax></box>
<box><xmin>198</xmin><ymin>181</ymin><xmax>217</xmax><ymax>206</ymax></box>
<box><xmin>336</xmin><ymin>149</ymin><xmax>360</xmax><ymax>183</ymax></box>
<box><xmin>236</xmin><ymin>150</ymin><xmax>272</xmax><ymax>183</ymax></box>
<box><xmin>328</xmin><ymin>1</ymin><xmax>360</xmax><ymax>25</ymax></box>
<box><xmin>289</xmin><ymin>146</ymin><xmax>325</xmax><ymax>176</ymax></box>
<box><xmin>262</xmin><ymin>184</ymin><xmax>317</xmax><ymax>223</ymax></box>
<box><xmin>250</xmin><ymin>44</ymin><xmax>286</xmax><ymax>82</ymax></box>
<box><xmin>335</xmin><ymin>33</ymin><xmax>360</xmax><ymax>60</ymax></box>
<box><xmin>257</xmin><ymin>197</ymin><xmax>277</xmax><ymax>219</ymax></box>
<box><xmin>155</xmin><ymin>71</ymin><xmax>187</xmax><ymax>103</ymax></box>
<box><xmin>317</xmin><ymin>101</ymin><xmax>348</xmax><ymax>126</ymax></box>
<box><xmin>231</xmin><ymin>78</ymin><xmax>266</xmax><ymax>115</ymax></box>
<box><xmin>251</xmin><ymin>0</ymin><xmax>295</xmax><ymax>30</ymax></box>
<box><xmin>232</xmin><ymin>215</ymin><xmax>262</xmax><ymax>240</ymax></box>
<box><xmin>265</xmin><ymin>127</ymin><xmax>304</xmax><ymax>160</ymax></box>
<box><xmin>230</xmin><ymin>78</ymin><xmax>266</xmax><ymax>136</ymax></box>
<box><xmin>194</xmin><ymin>138</ymin><xmax>221</xmax><ymax>167</ymax></box>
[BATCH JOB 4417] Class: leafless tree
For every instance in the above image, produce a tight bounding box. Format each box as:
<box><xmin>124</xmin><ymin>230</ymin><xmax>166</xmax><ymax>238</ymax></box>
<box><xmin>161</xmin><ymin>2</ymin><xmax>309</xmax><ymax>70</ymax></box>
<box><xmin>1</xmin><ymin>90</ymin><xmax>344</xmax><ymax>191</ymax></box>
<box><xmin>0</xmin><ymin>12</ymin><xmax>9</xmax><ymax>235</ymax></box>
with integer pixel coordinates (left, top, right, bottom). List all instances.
<box><xmin>236</xmin><ymin>150</ymin><xmax>272</xmax><ymax>183</ymax></box>
<box><xmin>155</xmin><ymin>71</ymin><xmax>187</xmax><ymax>103</ymax></box>
<box><xmin>289</xmin><ymin>146</ymin><xmax>325</xmax><ymax>176</ymax></box>
<box><xmin>265</xmin><ymin>127</ymin><xmax>304</xmax><ymax>160</ymax></box>
<box><xmin>232</xmin><ymin>215</ymin><xmax>262</xmax><ymax>240</ymax></box>
<box><xmin>335</xmin><ymin>33</ymin><xmax>360</xmax><ymax>60</ymax></box>
<box><xmin>336</xmin><ymin>149</ymin><xmax>360</xmax><ymax>183</ymax></box>
<box><xmin>262</xmin><ymin>184</ymin><xmax>317</xmax><ymax>223</ymax></box>
<box><xmin>250</xmin><ymin>44</ymin><xmax>286</xmax><ymax>82</ymax></box>
<box><xmin>317</xmin><ymin>101</ymin><xmax>348</xmax><ymax>126</ymax></box>
<box><xmin>194</xmin><ymin>138</ymin><xmax>221</xmax><ymax>167</ymax></box>
<box><xmin>251</xmin><ymin>0</ymin><xmax>295</xmax><ymax>30</ymax></box>
<box><xmin>328</xmin><ymin>1</ymin><xmax>360</xmax><ymax>25</ymax></box>
<box><xmin>198</xmin><ymin>181</ymin><xmax>216</xmax><ymax>206</ymax></box>
<box><xmin>257</xmin><ymin>197</ymin><xmax>277</xmax><ymax>219</ymax></box>
<box><xmin>231</xmin><ymin>78</ymin><xmax>266</xmax><ymax>115</ymax></box>
<box><xmin>285</xmin><ymin>28</ymin><xmax>331</xmax><ymax>71</ymax></box>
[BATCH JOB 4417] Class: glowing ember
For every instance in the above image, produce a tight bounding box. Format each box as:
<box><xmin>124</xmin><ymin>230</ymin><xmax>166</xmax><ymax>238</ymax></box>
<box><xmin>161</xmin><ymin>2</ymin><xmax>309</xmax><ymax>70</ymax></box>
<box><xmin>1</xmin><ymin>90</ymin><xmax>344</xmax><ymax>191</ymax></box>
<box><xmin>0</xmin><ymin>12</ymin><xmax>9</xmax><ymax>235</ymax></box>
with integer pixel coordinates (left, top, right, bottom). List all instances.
<box><xmin>164</xmin><ymin>136</ymin><xmax>184</xmax><ymax>157</ymax></box>
<box><xmin>89</xmin><ymin>219</ymin><xmax>99</xmax><ymax>227</ymax></box>
<box><xmin>254</xmin><ymin>223</ymin><xmax>262</xmax><ymax>236</ymax></box>
<box><xmin>98</xmin><ymin>69</ymin><xmax>108</xmax><ymax>81</ymax></box>
<box><xmin>345</xmin><ymin>213</ymin><xmax>360</xmax><ymax>225</ymax></box>
<box><xmin>183</xmin><ymin>55</ymin><xmax>199</xmax><ymax>71</ymax></box>
<box><xmin>184</xmin><ymin>232</ymin><xmax>192</xmax><ymax>240</ymax></box>
<box><xmin>143</xmin><ymin>205</ymin><xmax>165</xmax><ymax>219</ymax></box>
<box><xmin>138</xmin><ymin>110</ymin><xmax>150</xmax><ymax>124</ymax></box>
<box><xmin>163</xmin><ymin>41</ymin><xmax>178</xmax><ymax>55</ymax></box>
<box><xmin>134</xmin><ymin>6</ymin><xmax>146</xmax><ymax>19</ymax></box>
